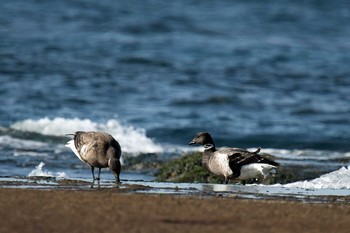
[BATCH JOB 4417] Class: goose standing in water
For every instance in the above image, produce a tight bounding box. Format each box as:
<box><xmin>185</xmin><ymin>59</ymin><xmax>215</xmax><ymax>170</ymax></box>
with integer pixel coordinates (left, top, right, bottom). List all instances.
<box><xmin>189</xmin><ymin>132</ymin><xmax>278</xmax><ymax>184</ymax></box>
<box><xmin>66</xmin><ymin>131</ymin><xmax>121</xmax><ymax>187</ymax></box>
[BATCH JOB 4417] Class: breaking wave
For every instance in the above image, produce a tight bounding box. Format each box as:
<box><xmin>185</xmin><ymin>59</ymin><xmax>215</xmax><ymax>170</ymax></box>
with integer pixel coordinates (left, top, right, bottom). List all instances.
<box><xmin>28</xmin><ymin>162</ymin><xmax>68</xmax><ymax>178</ymax></box>
<box><xmin>10</xmin><ymin>117</ymin><xmax>164</xmax><ymax>154</ymax></box>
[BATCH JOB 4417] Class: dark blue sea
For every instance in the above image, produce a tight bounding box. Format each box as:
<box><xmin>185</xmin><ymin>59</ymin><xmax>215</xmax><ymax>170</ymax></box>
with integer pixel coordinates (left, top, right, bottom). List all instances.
<box><xmin>1</xmin><ymin>0</ymin><xmax>350</xmax><ymax>187</ymax></box>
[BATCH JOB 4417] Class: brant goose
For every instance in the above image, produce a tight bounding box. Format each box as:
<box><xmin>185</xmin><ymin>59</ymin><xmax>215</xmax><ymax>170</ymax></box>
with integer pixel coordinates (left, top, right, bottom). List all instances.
<box><xmin>189</xmin><ymin>132</ymin><xmax>279</xmax><ymax>184</ymax></box>
<box><xmin>66</xmin><ymin>131</ymin><xmax>121</xmax><ymax>187</ymax></box>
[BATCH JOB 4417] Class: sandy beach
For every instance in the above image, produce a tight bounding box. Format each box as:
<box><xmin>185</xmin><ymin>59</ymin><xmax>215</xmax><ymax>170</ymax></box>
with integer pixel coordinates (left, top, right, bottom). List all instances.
<box><xmin>1</xmin><ymin>188</ymin><xmax>349</xmax><ymax>233</ymax></box>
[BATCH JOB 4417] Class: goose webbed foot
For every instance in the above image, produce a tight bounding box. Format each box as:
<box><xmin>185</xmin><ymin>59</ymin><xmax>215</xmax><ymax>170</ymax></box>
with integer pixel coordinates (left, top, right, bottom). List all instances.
<box><xmin>114</xmin><ymin>174</ymin><xmax>121</xmax><ymax>186</ymax></box>
<box><xmin>90</xmin><ymin>178</ymin><xmax>101</xmax><ymax>188</ymax></box>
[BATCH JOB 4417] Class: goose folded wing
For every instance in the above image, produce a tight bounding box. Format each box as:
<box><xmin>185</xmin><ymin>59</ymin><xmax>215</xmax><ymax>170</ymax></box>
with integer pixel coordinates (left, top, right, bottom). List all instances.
<box><xmin>228</xmin><ymin>150</ymin><xmax>279</xmax><ymax>168</ymax></box>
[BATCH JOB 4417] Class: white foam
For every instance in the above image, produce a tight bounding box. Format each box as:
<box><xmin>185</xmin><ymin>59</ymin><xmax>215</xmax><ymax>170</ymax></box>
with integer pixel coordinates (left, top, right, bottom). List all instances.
<box><xmin>11</xmin><ymin>117</ymin><xmax>164</xmax><ymax>154</ymax></box>
<box><xmin>262</xmin><ymin>148</ymin><xmax>350</xmax><ymax>160</ymax></box>
<box><xmin>28</xmin><ymin>162</ymin><xmax>68</xmax><ymax>178</ymax></box>
<box><xmin>274</xmin><ymin>166</ymin><xmax>350</xmax><ymax>189</ymax></box>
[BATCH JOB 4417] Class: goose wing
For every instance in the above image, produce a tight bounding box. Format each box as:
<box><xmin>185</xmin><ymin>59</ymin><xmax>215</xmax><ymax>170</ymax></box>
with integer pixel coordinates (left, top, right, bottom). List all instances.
<box><xmin>72</xmin><ymin>131</ymin><xmax>110</xmax><ymax>161</ymax></box>
<box><xmin>225</xmin><ymin>147</ymin><xmax>279</xmax><ymax>167</ymax></box>
<box><xmin>74</xmin><ymin>131</ymin><xmax>121</xmax><ymax>160</ymax></box>
<box><xmin>217</xmin><ymin>147</ymin><xmax>278</xmax><ymax>177</ymax></box>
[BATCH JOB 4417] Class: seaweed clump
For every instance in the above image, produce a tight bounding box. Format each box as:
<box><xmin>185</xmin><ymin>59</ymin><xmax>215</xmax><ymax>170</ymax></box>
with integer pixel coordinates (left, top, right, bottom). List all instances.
<box><xmin>150</xmin><ymin>151</ymin><xmax>332</xmax><ymax>185</ymax></box>
<box><xmin>155</xmin><ymin>152</ymin><xmax>223</xmax><ymax>183</ymax></box>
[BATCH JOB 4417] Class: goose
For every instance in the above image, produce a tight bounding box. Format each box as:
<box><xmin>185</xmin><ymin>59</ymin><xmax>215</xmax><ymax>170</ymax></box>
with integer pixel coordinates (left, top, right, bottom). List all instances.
<box><xmin>65</xmin><ymin>131</ymin><xmax>121</xmax><ymax>187</ymax></box>
<box><xmin>189</xmin><ymin>132</ymin><xmax>278</xmax><ymax>184</ymax></box>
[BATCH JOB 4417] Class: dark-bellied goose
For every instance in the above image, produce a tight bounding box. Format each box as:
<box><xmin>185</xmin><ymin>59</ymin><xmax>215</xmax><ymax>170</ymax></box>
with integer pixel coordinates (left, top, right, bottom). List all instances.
<box><xmin>66</xmin><ymin>131</ymin><xmax>121</xmax><ymax>187</ymax></box>
<box><xmin>189</xmin><ymin>132</ymin><xmax>279</xmax><ymax>184</ymax></box>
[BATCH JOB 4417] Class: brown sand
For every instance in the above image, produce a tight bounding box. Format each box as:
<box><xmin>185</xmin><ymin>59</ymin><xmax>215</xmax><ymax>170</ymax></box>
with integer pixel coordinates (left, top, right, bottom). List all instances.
<box><xmin>0</xmin><ymin>188</ymin><xmax>349</xmax><ymax>233</ymax></box>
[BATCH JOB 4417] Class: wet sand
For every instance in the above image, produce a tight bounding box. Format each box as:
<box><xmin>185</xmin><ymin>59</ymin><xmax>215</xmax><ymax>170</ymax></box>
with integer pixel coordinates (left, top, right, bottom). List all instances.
<box><xmin>1</xmin><ymin>188</ymin><xmax>350</xmax><ymax>233</ymax></box>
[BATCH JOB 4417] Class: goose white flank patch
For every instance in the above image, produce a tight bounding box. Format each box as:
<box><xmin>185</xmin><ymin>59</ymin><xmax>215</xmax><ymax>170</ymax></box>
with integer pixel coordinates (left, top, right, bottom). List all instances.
<box><xmin>189</xmin><ymin>132</ymin><xmax>279</xmax><ymax>184</ymax></box>
<box><xmin>65</xmin><ymin>131</ymin><xmax>122</xmax><ymax>187</ymax></box>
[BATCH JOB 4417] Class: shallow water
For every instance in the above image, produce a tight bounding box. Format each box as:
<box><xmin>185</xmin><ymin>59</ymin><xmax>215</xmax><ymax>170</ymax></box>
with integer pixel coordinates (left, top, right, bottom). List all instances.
<box><xmin>1</xmin><ymin>175</ymin><xmax>350</xmax><ymax>204</ymax></box>
<box><xmin>1</xmin><ymin>0</ymin><xmax>350</xmax><ymax>193</ymax></box>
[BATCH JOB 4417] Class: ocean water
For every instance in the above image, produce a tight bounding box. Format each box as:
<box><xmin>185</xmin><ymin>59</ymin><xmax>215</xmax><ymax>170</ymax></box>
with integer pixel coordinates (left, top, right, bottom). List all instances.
<box><xmin>1</xmin><ymin>0</ymin><xmax>350</xmax><ymax>189</ymax></box>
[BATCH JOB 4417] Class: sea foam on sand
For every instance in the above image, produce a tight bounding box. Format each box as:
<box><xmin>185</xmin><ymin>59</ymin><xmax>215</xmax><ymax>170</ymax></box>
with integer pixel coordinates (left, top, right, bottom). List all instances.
<box><xmin>275</xmin><ymin>166</ymin><xmax>350</xmax><ymax>189</ymax></box>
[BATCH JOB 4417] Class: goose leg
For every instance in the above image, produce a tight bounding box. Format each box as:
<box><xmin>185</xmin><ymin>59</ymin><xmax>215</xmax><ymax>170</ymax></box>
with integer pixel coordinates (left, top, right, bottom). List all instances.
<box><xmin>97</xmin><ymin>168</ymin><xmax>101</xmax><ymax>188</ymax></box>
<box><xmin>90</xmin><ymin>165</ymin><xmax>95</xmax><ymax>188</ymax></box>
<box><xmin>115</xmin><ymin>173</ymin><xmax>120</xmax><ymax>184</ymax></box>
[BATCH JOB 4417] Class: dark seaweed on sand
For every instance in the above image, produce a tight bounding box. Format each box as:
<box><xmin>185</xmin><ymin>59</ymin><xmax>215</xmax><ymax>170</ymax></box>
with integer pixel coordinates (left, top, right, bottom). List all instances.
<box><xmin>156</xmin><ymin>152</ymin><xmax>223</xmax><ymax>183</ymax></box>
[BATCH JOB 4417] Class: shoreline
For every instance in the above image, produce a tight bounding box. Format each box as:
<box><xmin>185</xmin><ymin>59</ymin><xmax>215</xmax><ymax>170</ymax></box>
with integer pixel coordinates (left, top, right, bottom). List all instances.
<box><xmin>1</xmin><ymin>188</ymin><xmax>350</xmax><ymax>233</ymax></box>
<box><xmin>1</xmin><ymin>176</ymin><xmax>350</xmax><ymax>204</ymax></box>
